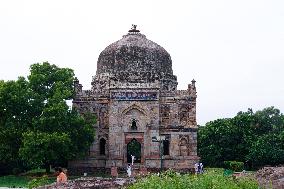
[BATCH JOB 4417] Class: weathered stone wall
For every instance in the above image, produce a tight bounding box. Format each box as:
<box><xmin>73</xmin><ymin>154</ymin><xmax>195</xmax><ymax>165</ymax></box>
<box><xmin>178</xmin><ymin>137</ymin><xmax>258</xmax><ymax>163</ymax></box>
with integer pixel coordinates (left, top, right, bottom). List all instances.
<box><xmin>107</xmin><ymin>94</ymin><xmax>160</xmax><ymax>168</ymax></box>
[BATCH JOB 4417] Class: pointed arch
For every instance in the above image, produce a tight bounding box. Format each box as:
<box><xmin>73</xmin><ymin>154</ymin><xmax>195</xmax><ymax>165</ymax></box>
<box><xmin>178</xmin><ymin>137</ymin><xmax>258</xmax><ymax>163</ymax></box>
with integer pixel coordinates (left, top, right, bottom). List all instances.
<box><xmin>122</xmin><ymin>104</ymin><xmax>147</xmax><ymax>116</ymax></box>
<box><xmin>99</xmin><ymin>138</ymin><xmax>106</xmax><ymax>155</ymax></box>
<box><xmin>127</xmin><ymin>138</ymin><xmax>141</xmax><ymax>163</ymax></box>
<box><xmin>179</xmin><ymin>137</ymin><xmax>189</xmax><ymax>156</ymax></box>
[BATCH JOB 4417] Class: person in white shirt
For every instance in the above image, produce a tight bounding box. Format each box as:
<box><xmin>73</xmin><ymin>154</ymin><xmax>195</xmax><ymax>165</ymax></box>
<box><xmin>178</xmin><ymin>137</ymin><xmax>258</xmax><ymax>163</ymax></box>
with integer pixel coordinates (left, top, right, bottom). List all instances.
<box><xmin>127</xmin><ymin>164</ymin><xmax>132</xmax><ymax>177</ymax></box>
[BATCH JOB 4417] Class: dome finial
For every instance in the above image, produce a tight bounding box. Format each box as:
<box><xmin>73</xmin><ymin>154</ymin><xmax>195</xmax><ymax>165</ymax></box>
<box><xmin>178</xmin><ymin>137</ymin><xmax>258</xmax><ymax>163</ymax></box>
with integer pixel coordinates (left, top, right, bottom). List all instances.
<box><xmin>128</xmin><ymin>24</ymin><xmax>140</xmax><ymax>33</ymax></box>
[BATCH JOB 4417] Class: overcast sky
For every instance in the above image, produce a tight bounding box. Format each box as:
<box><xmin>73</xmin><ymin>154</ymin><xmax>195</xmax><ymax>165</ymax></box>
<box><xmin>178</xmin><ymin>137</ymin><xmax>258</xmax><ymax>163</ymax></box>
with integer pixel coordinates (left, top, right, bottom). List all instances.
<box><xmin>0</xmin><ymin>0</ymin><xmax>283</xmax><ymax>125</ymax></box>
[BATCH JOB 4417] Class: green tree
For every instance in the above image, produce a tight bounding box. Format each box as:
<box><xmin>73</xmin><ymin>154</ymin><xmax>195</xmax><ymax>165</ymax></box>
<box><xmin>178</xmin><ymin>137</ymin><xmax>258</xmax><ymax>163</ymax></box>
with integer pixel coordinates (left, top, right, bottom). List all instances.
<box><xmin>198</xmin><ymin>107</ymin><xmax>284</xmax><ymax>169</ymax></box>
<box><xmin>252</xmin><ymin>107</ymin><xmax>284</xmax><ymax>135</ymax></box>
<box><xmin>198</xmin><ymin>118</ymin><xmax>235</xmax><ymax>167</ymax></box>
<box><xmin>0</xmin><ymin>62</ymin><xmax>95</xmax><ymax>174</ymax></box>
<box><xmin>28</xmin><ymin>62</ymin><xmax>74</xmax><ymax>101</ymax></box>
<box><xmin>19</xmin><ymin>131</ymin><xmax>72</xmax><ymax>170</ymax></box>
<box><xmin>20</xmin><ymin>62</ymin><xmax>95</xmax><ymax>172</ymax></box>
<box><xmin>247</xmin><ymin>132</ymin><xmax>284</xmax><ymax>167</ymax></box>
<box><xmin>246</xmin><ymin>107</ymin><xmax>284</xmax><ymax>167</ymax></box>
<box><xmin>0</xmin><ymin>78</ymin><xmax>32</xmax><ymax>173</ymax></box>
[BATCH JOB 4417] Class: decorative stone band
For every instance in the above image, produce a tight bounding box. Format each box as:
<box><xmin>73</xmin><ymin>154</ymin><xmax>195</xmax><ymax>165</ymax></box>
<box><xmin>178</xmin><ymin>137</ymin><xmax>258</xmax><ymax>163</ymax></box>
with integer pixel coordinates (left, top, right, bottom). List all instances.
<box><xmin>109</xmin><ymin>82</ymin><xmax>159</xmax><ymax>89</ymax></box>
<box><xmin>111</xmin><ymin>91</ymin><xmax>158</xmax><ymax>101</ymax></box>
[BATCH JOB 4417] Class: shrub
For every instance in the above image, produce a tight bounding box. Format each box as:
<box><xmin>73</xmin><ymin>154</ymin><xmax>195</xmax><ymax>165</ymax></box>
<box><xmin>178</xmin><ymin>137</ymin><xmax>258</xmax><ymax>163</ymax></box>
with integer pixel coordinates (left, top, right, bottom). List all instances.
<box><xmin>28</xmin><ymin>175</ymin><xmax>49</xmax><ymax>189</ymax></box>
<box><xmin>224</xmin><ymin>161</ymin><xmax>244</xmax><ymax>172</ymax></box>
<box><xmin>127</xmin><ymin>169</ymin><xmax>259</xmax><ymax>189</ymax></box>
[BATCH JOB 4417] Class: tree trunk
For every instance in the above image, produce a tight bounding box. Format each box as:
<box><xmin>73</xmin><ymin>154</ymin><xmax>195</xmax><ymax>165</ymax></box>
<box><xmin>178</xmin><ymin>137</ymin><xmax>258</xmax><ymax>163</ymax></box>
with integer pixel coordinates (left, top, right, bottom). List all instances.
<box><xmin>45</xmin><ymin>163</ymin><xmax>51</xmax><ymax>173</ymax></box>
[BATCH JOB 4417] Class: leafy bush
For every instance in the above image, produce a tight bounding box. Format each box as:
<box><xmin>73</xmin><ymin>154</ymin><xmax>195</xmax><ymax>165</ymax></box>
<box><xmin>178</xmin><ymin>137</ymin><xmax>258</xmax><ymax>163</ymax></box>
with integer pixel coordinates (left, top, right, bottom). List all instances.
<box><xmin>224</xmin><ymin>161</ymin><xmax>244</xmax><ymax>172</ymax></box>
<box><xmin>127</xmin><ymin>169</ymin><xmax>259</xmax><ymax>189</ymax></box>
<box><xmin>28</xmin><ymin>175</ymin><xmax>49</xmax><ymax>189</ymax></box>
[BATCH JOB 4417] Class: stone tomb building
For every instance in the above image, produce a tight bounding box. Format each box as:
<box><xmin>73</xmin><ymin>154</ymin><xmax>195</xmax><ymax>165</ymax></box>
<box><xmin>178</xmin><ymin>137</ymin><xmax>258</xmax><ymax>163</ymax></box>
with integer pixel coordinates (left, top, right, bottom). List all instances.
<box><xmin>71</xmin><ymin>27</ymin><xmax>199</xmax><ymax>172</ymax></box>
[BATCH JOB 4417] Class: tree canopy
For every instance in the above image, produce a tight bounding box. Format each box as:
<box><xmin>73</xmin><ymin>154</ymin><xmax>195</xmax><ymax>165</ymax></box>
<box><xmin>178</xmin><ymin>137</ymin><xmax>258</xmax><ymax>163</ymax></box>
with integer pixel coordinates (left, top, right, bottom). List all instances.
<box><xmin>198</xmin><ymin>107</ymin><xmax>284</xmax><ymax>169</ymax></box>
<box><xmin>0</xmin><ymin>62</ymin><xmax>95</xmax><ymax>174</ymax></box>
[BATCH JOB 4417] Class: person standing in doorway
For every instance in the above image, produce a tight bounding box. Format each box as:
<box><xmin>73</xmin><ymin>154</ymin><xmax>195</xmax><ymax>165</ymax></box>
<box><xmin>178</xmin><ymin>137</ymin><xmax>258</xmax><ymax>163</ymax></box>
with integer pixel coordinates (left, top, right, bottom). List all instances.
<box><xmin>131</xmin><ymin>155</ymin><xmax>135</xmax><ymax>165</ymax></box>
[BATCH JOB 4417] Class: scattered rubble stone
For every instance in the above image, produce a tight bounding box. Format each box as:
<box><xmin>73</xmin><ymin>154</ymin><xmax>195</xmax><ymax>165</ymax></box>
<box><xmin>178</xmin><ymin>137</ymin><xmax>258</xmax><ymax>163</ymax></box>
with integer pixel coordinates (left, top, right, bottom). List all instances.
<box><xmin>256</xmin><ymin>167</ymin><xmax>284</xmax><ymax>189</ymax></box>
<box><xmin>36</xmin><ymin>177</ymin><xmax>135</xmax><ymax>189</ymax></box>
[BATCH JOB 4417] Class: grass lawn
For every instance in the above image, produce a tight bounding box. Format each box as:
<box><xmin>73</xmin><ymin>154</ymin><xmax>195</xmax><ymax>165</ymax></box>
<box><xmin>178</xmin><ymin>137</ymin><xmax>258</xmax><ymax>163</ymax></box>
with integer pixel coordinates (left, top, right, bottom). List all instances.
<box><xmin>0</xmin><ymin>169</ymin><xmax>55</xmax><ymax>187</ymax></box>
<box><xmin>0</xmin><ymin>175</ymin><xmax>80</xmax><ymax>188</ymax></box>
<box><xmin>0</xmin><ymin>175</ymin><xmax>30</xmax><ymax>187</ymax></box>
<box><xmin>0</xmin><ymin>168</ymin><xmax>84</xmax><ymax>188</ymax></box>
<box><xmin>0</xmin><ymin>166</ymin><xmax>110</xmax><ymax>188</ymax></box>
<box><xmin>0</xmin><ymin>175</ymin><xmax>56</xmax><ymax>188</ymax></box>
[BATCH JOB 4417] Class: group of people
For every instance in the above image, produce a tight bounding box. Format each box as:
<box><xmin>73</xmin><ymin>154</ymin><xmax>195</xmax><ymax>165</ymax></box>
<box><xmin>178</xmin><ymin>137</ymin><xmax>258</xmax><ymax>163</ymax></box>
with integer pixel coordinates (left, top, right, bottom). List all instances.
<box><xmin>194</xmin><ymin>162</ymin><xmax>204</xmax><ymax>174</ymax></box>
<box><xmin>126</xmin><ymin>155</ymin><xmax>136</xmax><ymax>177</ymax></box>
<box><xmin>54</xmin><ymin>160</ymin><xmax>203</xmax><ymax>183</ymax></box>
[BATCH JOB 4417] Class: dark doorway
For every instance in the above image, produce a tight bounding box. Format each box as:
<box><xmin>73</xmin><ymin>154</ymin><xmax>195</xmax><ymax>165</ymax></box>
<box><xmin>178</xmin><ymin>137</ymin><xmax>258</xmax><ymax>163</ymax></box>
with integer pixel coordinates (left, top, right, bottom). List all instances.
<box><xmin>100</xmin><ymin>138</ymin><xmax>106</xmax><ymax>155</ymax></box>
<box><xmin>127</xmin><ymin>138</ymin><xmax>141</xmax><ymax>163</ymax></box>
<box><xmin>163</xmin><ymin>140</ymin><xmax>170</xmax><ymax>155</ymax></box>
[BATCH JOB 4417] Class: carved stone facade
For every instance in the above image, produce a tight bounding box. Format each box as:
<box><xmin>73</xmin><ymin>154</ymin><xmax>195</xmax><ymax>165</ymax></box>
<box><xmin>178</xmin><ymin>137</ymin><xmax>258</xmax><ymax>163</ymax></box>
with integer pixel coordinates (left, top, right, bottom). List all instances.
<box><xmin>70</xmin><ymin>27</ymin><xmax>199</xmax><ymax>172</ymax></box>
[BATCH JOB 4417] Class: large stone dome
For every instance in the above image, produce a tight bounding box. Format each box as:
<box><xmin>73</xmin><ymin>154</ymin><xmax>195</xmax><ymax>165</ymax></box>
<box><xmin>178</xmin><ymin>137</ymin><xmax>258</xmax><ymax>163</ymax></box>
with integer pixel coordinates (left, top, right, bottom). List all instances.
<box><xmin>96</xmin><ymin>29</ymin><xmax>174</xmax><ymax>78</ymax></box>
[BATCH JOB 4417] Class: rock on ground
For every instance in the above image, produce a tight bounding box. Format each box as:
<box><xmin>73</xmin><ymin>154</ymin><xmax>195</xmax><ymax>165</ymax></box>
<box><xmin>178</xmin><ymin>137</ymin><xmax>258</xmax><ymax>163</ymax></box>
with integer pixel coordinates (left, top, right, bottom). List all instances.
<box><xmin>256</xmin><ymin>167</ymin><xmax>284</xmax><ymax>189</ymax></box>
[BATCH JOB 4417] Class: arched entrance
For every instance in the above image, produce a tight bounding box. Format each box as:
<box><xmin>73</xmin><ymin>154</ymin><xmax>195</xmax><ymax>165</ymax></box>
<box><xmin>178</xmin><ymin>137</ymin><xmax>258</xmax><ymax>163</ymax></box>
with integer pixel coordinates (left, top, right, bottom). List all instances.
<box><xmin>99</xmin><ymin>138</ymin><xmax>106</xmax><ymax>155</ymax></box>
<box><xmin>127</xmin><ymin>138</ymin><xmax>141</xmax><ymax>163</ymax></box>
